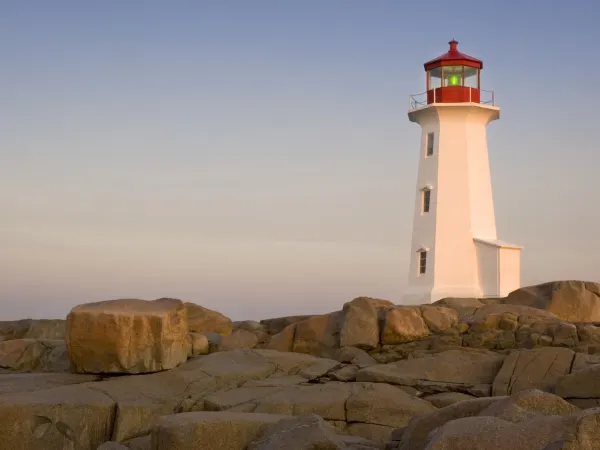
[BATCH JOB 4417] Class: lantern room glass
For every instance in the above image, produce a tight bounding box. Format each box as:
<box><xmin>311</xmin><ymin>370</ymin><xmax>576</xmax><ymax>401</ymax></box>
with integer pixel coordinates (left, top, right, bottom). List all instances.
<box><xmin>464</xmin><ymin>66</ymin><xmax>479</xmax><ymax>88</ymax></box>
<box><xmin>428</xmin><ymin>67</ymin><xmax>442</xmax><ymax>89</ymax></box>
<box><xmin>443</xmin><ymin>66</ymin><xmax>463</xmax><ymax>87</ymax></box>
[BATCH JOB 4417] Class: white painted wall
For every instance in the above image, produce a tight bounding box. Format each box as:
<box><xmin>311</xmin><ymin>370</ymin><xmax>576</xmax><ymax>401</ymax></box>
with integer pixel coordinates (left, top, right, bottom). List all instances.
<box><xmin>403</xmin><ymin>107</ymin><xmax>439</xmax><ymax>304</ymax></box>
<box><xmin>402</xmin><ymin>102</ymin><xmax>515</xmax><ymax>305</ymax></box>
<box><xmin>466</xmin><ymin>119</ymin><xmax>497</xmax><ymax>239</ymax></box>
<box><xmin>475</xmin><ymin>241</ymin><xmax>498</xmax><ymax>296</ymax></box>
<box><xmin>499</xmin><ymin>247</ymin><xmax>521</xmax><ymax>296</ymax></box>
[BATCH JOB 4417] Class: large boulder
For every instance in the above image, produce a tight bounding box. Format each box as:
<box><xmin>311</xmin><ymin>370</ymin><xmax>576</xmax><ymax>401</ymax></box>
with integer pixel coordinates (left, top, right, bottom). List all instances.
<box><xmin>188</xmin><ymin>333</ymin><xmax>209</xmax><ymax>357</ymax></box>
<box><xmin>552</xmin><ymin>408</ymin><xmax>600</xmax><ymax>449</ymax></box>
<box><xmin>420</xmin><ymin>306</ymin><xmax>459</xmax><ymax>333</ymax></box>
<box><xmin>432</xmin><ymin>298</ymin><xmax>487</xmax><ymax>319</ymax></box>
<box><xmin>478</xmin><ymin>389</ymin><xmax>580</xmax><ymax>423</ymax></box>
<box><xmin>216</xmin><ymin>329</ymin><xmax>259</xmax><ymax>351</ymax></box>
<box><xmin>232</xmin><ymin>321</ymin><xmax>269</xmax><ymax>345</ymax></box>
<box><xmin>555</xmin><ymin>364</ymin><xmax>600</xmax><ymax>399</ymax></box>
<box><xmin>492</xmin><ymin>348</ymin><xmax>575</xmax><ymax>396</ymax></box>
<box><xmin>394</xmin><ymin>397</ymin><xmax>504</xmax><ymax>450</ymax></box>
<box><xmin>264</xmin><ymin>324</ymin><xmax>295</xmax><ymax>352</ymax></box>
<box><xmin>381</xmin><ymin>307</ymin><xmax>430</xmax><ymax>345</ymax></box>
<box><xmin>470</xmin><ymin>304</ymin><xmax>557</xmax><ymax>322</ymax></box>
<box><xmin>501</xmin><ymin>281</ymin><xmax>600</xmax><ymax>322</ymax></box>
<box><xmin>66</xmin><ymin>298</ymin><xmax>189</xmax><ymax>374</ymax></box>
<box><xmin>394</xmin><ymin>389</ymin><xmax>583</xmax><ymax>450</ymax></box>
<box><xmin>422</xmin><ymin>415</ymin><xmax>572</xmax><ymax>450</ymax></box>
<box><xmin>185</xmin><ymin>303</ymin><xmax>233</xmax><ymax>335</ymax></box>
<box><xmin>292</xmin><ymin>312</ymin><xmax>343</xmax><ymax>357</ymax></box>
<box><xmin>259</xmin><ymin>315</ymin><xmax>315</xmax><ymax>336</ymax></box>
<box><xmin>248</xmin><ymin>414</ymin><xmax>360</xmax><ymax>449</ymax></box>
<box><xmin>340</xmin><ymin>297</ymin><xmax>394</xmax><ymax>350</ymax></box>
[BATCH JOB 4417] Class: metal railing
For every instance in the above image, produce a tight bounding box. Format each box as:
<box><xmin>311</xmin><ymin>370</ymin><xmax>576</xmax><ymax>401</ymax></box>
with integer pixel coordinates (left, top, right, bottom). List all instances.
<box><xmin>408</xmin><ymin>91</ymin><xmax>428</xmax><ymax>111</ymax></box>
<box><xmin>408</xmin><ymin>88</ymin><xmax>496</xmax><ymax>112</ymax></box>
<box><xmin>480</xmin><ymin>89</ymin><xmax>496</xmax><ymax>106</ymax></box>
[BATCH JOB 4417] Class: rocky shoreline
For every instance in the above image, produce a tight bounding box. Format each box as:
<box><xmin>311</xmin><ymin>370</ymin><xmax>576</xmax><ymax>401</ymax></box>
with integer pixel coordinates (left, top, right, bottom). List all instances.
<box><xmin>1</xmin><ymin>280</ymin><xmax>600</xmax><ymax>449</ymax></box>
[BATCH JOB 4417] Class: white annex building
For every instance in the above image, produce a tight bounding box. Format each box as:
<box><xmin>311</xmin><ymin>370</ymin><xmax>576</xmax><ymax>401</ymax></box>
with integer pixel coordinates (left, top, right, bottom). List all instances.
<box><xmin>403</xmin><ymin>40</ymin><xmax>522</xmax><ymax>305</ymax></box>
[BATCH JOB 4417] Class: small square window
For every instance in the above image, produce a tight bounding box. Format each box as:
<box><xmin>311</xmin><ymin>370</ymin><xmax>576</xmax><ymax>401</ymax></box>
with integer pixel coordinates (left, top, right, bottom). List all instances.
<box><xmin>422</xmin><ymin>189</ymin><xmax>431</xmax><ymax>213</ymax></box>
<box><xmin>426</xmin><ymin>132</ymin><xmax>434</xmax><ymax>156</ymax></box>
<box><xmin>419</xmin><ymin>250</ymin><xmax>427</xmax><ymax>275</ymax></box>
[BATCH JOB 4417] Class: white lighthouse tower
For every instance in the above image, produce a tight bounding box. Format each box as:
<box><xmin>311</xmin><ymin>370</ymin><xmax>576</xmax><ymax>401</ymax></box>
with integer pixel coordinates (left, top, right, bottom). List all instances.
<box><xmin>403</xmin><ymin>40</ymin><xmax>522</xmax><ymax>305</ymax></box>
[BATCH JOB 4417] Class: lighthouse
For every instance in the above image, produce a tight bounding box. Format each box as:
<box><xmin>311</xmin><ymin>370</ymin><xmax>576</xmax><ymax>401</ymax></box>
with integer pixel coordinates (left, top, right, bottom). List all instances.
<box><xmin>402</xmin><ymin>40</ymin><xmax>522</xmax><ymax>305</ymax></box>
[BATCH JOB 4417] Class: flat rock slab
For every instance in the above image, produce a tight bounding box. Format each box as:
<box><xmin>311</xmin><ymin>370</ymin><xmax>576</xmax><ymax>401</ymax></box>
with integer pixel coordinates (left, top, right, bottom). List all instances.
<box><xmin>0</xmin><ymin>339</ymin><xmax>69</xmax><ymax>372</ymax></box>
<box><xmin>0</xmin><ymin>373</ymin><xmax>100</xmax><ymax>395</ymax></box>
<box><xmin>252</xmin><ymin>382</ymin><xmax>352</xmax><ymax>420</ymax></box>
<box><xmin>247</xmin><ymin>413</ymin><xmax>384</xmax><ymax>449</ymax></box>
<box><xmin>87</xmin><ymin>365</ymin><xmax>218</xmax><ymax>442</ymax></box>
<box><xmin>0</xmin><ymin>319</ymin><xmax>66</xmax><ymax>341</ymax></box>
<box><xmin>180</xmin><ymin>350</ymin><xmax>274</xmax><ymax>379</ymax></box>
<box><xmin>152</xmin><ymin>411</ymin><xmax>291</xmax><ymax>450</ymax></box>
<box><xmin>66</xmin><ymin>298</ymin><xmax>189</xmax><ymax>374</ymax></box>
<box><xmin>204</xmin><ymin>387</ymin><xmax>285</xmax><ymax>412</ymax></box>
<box><xmin>422</xmin><ymin>392</ymin><xmax>476</xmax><ymax>408</ymax></box>
<box><xmin>212</xmin><ymin>380</ymin><xmax>437</xmax><ymax>435</ymax></box>
<box><xmin>356</xmin><ymin>349</ymin><xmax>505</xmax><ymax>396</ymax></box>
<box><xmin>555</xmin><ymin>364</ymin><xmax>600</xmax><ymax>398</ymax></box>
<box><xmin>121</xmin><ymin>435</ymin><xmax>151</xmax><ymax>449</ymax></box>
<box><xmin>0</xmin><ymin>383</ymin><xmax>115</xmax><ymax>450</ymax></box>
<box><xmin>242</xmin><ymin>375</ymin><xmax>307</xmax><ymax>388</ymax></box>
<box><xmin>97</xmin><ymin>442</ymin><xmax>129</xmax><ymax>450</ymax></box>
<box><xmin>345</xmin><ymin>382</ymin><xmax>437</xmax><ymax>428</ymax></box>
<box><xmin>87</xmin><ymin>349</ymin><xmax>351</xmax><ymax>442</ymax></box>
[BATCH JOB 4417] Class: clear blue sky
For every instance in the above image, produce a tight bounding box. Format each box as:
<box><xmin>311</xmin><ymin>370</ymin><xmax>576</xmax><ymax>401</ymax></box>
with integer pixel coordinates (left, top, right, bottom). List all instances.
<box><xmin>2</xmin><ymin>1</ymin><xmax>600</xmax><ymax>321</ymax></box>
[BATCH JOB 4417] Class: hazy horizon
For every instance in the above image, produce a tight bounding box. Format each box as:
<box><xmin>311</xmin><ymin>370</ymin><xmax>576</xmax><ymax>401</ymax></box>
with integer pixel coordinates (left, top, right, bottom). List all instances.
<box><xmin>2</xmin><ymin>1</ymin><xmax>600</xmax><ymax>321</ymax></box>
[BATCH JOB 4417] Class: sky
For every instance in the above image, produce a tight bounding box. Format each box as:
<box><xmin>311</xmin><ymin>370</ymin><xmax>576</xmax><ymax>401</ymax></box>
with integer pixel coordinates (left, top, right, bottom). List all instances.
<box><xmin>2</xmin><ymin>1</ymin><xmax>600</xmax><ymax>321</ymax></box>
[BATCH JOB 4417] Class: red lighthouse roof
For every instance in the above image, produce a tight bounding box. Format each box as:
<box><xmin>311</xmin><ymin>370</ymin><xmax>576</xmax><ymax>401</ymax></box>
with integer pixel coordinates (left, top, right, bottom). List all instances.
<box><xmin>424</xmin><ymin>40</ymin><xmax>483</xmax><ymax>71</ymax></box>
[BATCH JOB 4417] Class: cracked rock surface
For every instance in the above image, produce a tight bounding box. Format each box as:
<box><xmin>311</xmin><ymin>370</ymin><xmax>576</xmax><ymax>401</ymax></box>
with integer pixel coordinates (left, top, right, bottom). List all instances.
<box><xmin>1</xmin><ymin>280</ymin><xmax>600</xmax><ymax>449</ymax></box>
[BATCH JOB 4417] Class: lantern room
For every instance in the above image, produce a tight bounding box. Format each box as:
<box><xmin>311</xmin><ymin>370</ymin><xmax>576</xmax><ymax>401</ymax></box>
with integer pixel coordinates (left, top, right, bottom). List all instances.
<box><xmin>424</xmin><ymin>40</ymin><xmax>483</xmax><ymax>104</ymax></box>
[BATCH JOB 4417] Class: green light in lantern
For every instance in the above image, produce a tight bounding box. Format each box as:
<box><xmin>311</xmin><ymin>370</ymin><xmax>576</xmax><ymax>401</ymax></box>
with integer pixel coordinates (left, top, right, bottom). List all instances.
<box><xmin>450</xmin><ymin>75</ymin><xmax>458</xmax><ymax>85</ymax></box>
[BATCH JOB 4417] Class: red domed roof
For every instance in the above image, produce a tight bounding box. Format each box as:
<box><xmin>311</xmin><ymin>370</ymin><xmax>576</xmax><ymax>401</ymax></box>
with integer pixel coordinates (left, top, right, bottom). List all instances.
<box><xmin>424</xmin><ymin>40</ymin><xmax>483</xmax><ymax>70</ymax></box>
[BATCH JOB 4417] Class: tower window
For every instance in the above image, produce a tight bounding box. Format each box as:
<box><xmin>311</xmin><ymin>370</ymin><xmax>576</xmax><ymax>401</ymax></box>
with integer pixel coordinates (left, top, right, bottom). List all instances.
<box><xmin>426</xmin><ymin>132</ymin><xmax>434</xmax><ymax>156</ymax></box>
<box><xmin>418</xmin><ymin>250</ymin><xmax>427</xmax><ymax>275</ymax></box>
<box><xmin>422</xmin><ymin>189</ymin><xmax>431</xmax><ymax>213</ymax></box>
